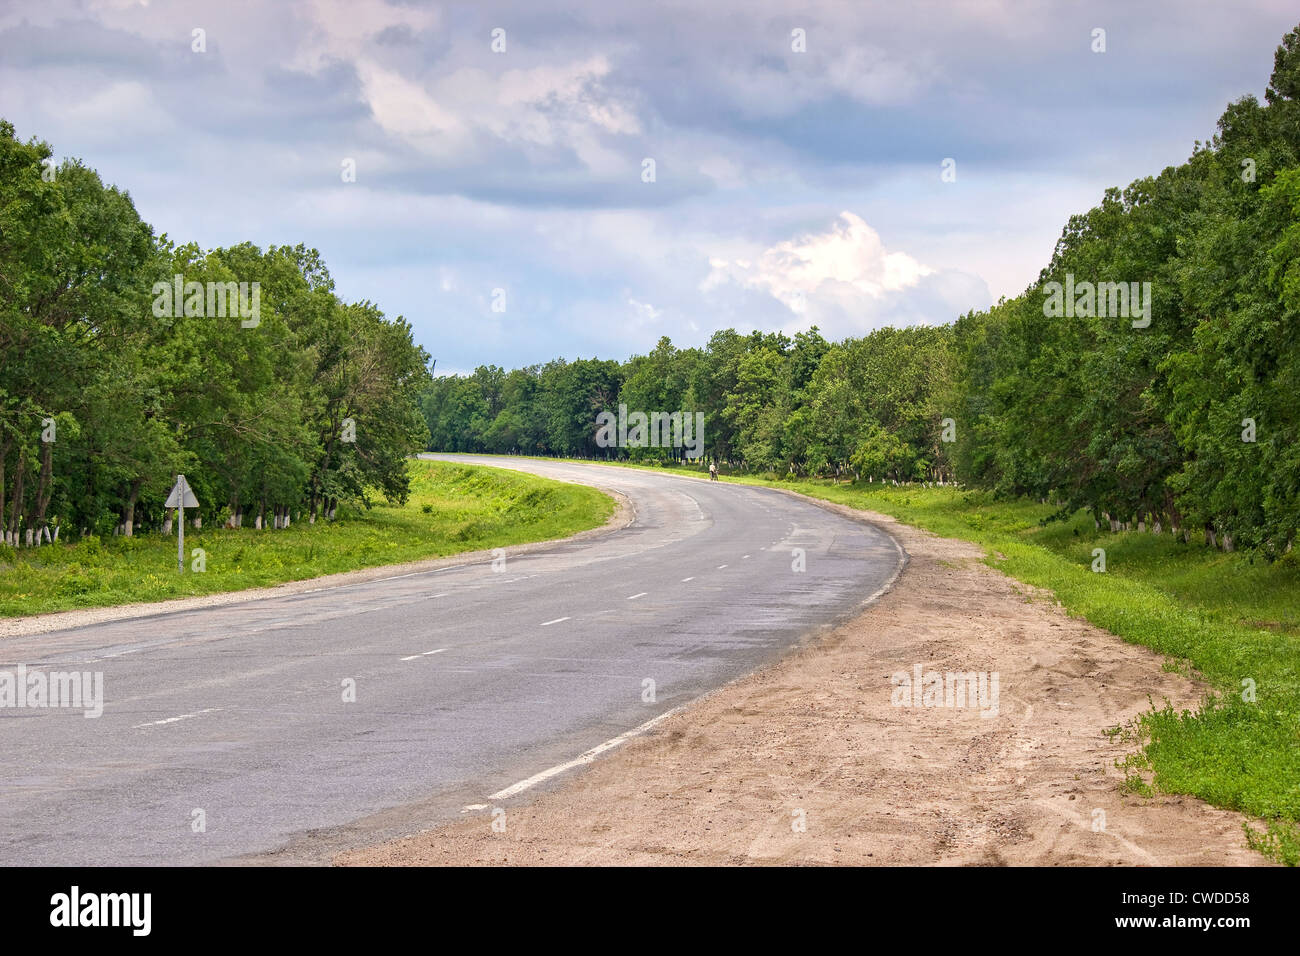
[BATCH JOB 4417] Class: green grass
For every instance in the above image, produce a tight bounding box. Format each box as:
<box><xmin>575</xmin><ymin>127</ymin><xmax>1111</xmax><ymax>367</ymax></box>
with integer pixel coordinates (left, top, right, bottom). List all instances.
<box><xmin>0</xmin><ymin>459</ymin><xmax>612</xmax><ymax>618</ymax></box>
<box><xmin>510</xmin><ymin>455</ymin><xmax>1300</xmax><ymax>863</ymax></box>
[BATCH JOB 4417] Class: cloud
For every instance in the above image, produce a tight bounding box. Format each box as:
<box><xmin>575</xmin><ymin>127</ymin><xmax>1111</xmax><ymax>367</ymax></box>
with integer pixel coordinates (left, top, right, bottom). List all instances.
<box><xmin>2</xmin><ymin>0</ymin><xmax>1296</xmax><ymax>371</ymax></box>
<box><xmin>699</xmin><ymin>212</ymin><xmax>982</xmax><ymax>338</ymax></box>
<box><xmin>359</xmin><ymin>63</ymin><xmax>467</xmax><ymax>149</ymax></box>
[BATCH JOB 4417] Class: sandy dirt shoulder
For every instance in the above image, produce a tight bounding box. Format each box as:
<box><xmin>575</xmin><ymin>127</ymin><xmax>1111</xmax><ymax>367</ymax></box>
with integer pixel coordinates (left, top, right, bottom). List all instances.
<box><xmin>339</xmin><ymin>495</ymin><xmax>1265</xmax><ymax>866</ymax></box>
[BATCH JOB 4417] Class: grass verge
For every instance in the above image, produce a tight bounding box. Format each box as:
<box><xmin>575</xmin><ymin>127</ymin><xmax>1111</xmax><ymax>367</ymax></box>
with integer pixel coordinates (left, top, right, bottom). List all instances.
<box><xmin>0</xmin><ymin>459</ymin><xmax>613</xmax><ymax>618</ymax></box>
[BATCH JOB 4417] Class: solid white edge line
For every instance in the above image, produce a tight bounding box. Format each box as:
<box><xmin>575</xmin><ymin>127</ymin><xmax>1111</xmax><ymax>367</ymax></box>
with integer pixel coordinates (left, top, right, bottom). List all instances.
<box><xmin>487</xmin><ymin>707</ymin><xmax>682</xmax><ymax>802</ymax></box>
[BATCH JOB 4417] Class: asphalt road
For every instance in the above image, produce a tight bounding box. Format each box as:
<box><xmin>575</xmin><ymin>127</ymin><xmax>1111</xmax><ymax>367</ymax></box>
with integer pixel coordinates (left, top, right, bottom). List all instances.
<box><xmin>0</xmin><ymin>456</ymin><xmax>903</xmax><ymax>865</ymax></box>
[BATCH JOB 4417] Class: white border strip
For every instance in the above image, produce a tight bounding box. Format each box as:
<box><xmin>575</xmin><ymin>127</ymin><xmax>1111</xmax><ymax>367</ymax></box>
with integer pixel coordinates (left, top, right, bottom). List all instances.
<box><xmin>488</xmin><ymin>706</ymin><xmax>682</xmax><ymax>802</ymax></box>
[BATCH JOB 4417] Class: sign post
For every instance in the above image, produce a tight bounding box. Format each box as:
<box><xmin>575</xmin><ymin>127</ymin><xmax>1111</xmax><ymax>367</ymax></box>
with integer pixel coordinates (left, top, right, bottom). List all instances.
<box><xmin>165</xmin><ymin>474</ymin><xmax>200</xmax><ymax>573</ymax></box>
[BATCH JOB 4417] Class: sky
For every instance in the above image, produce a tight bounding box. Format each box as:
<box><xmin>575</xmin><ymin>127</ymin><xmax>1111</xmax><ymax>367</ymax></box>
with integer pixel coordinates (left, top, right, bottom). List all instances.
<box><xmin>2</xmin><ymin>0</ymin><xmax>1297</xmax><ymax>374</ymax></box>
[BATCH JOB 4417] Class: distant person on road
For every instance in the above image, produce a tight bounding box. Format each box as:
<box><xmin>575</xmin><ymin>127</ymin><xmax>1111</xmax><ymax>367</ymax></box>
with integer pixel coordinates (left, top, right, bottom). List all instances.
<box><xmin>709</xmin><ymin>462</ymin><xmax>718</xmax><ymax>481</ymax></box>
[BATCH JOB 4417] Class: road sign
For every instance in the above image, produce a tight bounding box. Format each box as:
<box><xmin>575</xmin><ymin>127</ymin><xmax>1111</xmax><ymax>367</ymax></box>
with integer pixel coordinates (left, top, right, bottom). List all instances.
<box><xmin>167</xmin><ymin>474</ymin><xmax>199</xmax><ymax>573</ymax></box>
<box><xmin>165</xmin><ymin>475</ymin><xmax>199</xmax><ymax>509</ymax></box>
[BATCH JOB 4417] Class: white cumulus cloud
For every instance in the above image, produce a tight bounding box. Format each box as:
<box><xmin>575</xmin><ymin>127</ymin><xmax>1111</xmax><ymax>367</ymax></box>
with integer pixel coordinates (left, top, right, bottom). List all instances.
<box><xmin>703</xmin><ymin>211</ymin><xmax>930</xmax><ymax>308</ymax></box>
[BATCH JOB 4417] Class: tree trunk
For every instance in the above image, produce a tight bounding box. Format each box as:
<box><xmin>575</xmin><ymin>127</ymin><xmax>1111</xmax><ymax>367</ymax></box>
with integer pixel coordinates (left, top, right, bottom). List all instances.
<box><xmin>0</xmin><ymin>436</ymin><xmax>9</xmax><ymax>542</ymax></box>
<box><xmin>123</xmin><ymin>477</ymin><xmax>144</xmax><ymax>537</ymax></box>
<box><xmin>9</xmin><ymin>454</ymin><xmax>25</xmax><ymax>547</ymax></box>
<box><xmin>33</xmin><ymin>438</ymin><xmax>53</xmax><ymax>536</ymax></box>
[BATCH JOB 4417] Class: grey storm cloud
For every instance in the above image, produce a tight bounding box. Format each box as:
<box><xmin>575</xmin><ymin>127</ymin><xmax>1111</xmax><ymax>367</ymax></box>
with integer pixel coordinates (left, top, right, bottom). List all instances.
<box><xmin>1</xmin><ymin>0</ymin><xmax>1298</xmax><ymax>370</ymax></box>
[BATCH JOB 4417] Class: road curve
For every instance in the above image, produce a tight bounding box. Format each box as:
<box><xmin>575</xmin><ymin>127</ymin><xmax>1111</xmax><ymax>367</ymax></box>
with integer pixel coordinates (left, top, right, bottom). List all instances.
<box><xmin>0</xmin><ymin>455</ymin><xmax>903</xmax><ymax>865</ymax></box>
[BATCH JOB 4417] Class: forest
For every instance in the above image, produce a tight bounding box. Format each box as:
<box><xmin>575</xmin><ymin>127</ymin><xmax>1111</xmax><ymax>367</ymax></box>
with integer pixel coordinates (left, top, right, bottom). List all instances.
<box><xmin>422</xmin><ymin>25</ymin><xmax>1300</xmax><ymax>558</ymax></box>
<box><xmin>0</xmin><ymin>120</ymin><xmax>431</xmax><ymax>547</ymax></box>
<box><xmin>6</xmin><ymin>26</ymin><xmax>1300</xmax><ymax>561</ymax></box>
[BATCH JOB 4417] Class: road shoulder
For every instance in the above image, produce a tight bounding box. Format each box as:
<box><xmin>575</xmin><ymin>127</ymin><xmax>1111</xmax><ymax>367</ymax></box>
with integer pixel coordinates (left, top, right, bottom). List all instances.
<box><xmin>337</xmin><ymin>501</ymin><xmax>1266</xmax><ymax>866</ymax></box>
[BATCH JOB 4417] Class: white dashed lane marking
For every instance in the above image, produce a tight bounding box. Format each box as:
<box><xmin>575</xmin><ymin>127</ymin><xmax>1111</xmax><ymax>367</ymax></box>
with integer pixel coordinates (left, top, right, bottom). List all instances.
<box><xmin>133</xmin><ymin>708</ymin><xmax>222</xmax><ymax>730</ymax></box>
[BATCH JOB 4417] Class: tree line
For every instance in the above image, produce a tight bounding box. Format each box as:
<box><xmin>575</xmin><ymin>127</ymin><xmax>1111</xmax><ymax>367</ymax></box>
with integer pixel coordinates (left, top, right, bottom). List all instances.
<box><xmin>422</xmin><ymin>24</ymin><xmax>1300</xmax><ymax>557</ymax></box>
<box><xmin>0</xmin><ymin>120</ymin><xmax>431</xmax><ymax>547</ymax></box>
